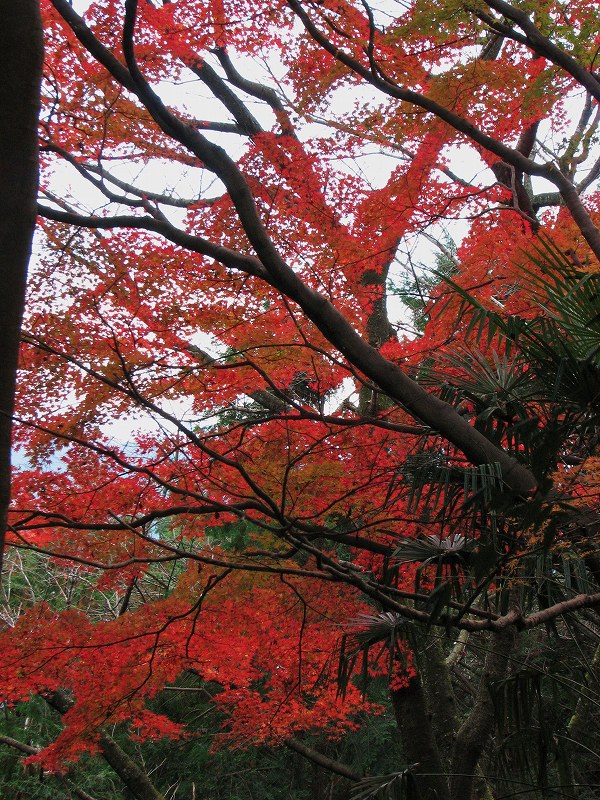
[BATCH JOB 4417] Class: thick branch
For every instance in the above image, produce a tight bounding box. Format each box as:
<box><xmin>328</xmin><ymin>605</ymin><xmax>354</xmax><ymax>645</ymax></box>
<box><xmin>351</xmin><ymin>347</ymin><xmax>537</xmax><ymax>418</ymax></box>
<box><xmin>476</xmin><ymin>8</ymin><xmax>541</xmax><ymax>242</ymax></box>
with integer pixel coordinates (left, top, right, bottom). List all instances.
<box><xmin>49</xmin><ymin>0</ymin><xmax>136</xmax><ymax>91</ymax></box>
<box><xmin>482</xmin><ymin>0</ymin><xmax>600</xmax><ymax>103</ymax></box>
<box><xmin>186</xmin><ymin>59</ymin><xmax>263</xmax><ymax>136</ymax></box>
<box><xmin>214</xmin><ymin>47</ymin><xmax>296</xmax><ymax>136</ymax></box>
<box><xmin>286</xmin><ymin>737</ymin><xmax>361</xmax><ymax>781</ymax></box>
<box><xmin>520</xmin><ymin>591</ymin><xmax>600</xmax><ymax>628</ymax></box>
<box><xmin>37</xmin><ymin>205</ymin><xmax>269</xmax><ymax>279</ymax></box>
<box><xmin>449</xmin><ymin>627</ymin><xmax>516</xmax><ymax>800</ymax></box>
<box><xmin>391</xmin><ymin>670</ymin><xmax>449</xmax><ymax>799</ymax></box>
<box><xmin>37</xmin><ymin>208</ymin><xmax>536</xmax><ymax>494</ymax></box>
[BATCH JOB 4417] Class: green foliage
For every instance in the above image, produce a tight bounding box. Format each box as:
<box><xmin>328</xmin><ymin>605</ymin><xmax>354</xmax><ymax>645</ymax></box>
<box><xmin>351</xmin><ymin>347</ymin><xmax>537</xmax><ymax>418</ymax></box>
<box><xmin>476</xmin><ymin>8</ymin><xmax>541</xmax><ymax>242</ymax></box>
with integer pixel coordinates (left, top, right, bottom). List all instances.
<box><xmin>388</xmin><ymin>236</ymin><xmax>457</xmax><ymax>334</ymax></box>
<box><xmin>178</xmin><ymin>693</ymin><xmax>395</xmax><ymax>800</ymax></box>
<box><xmin>204</xmin><ymin>518</ymin><xmax>254</xmax><ymax>551</ymax></box>
<box><xmin>485</xmin><ymin>629</ymin><xmax>600</xmax><ymax>799</ymax></box>
<box><xmin>0</xmin><ymin>697</ymin><xmax>119</xmax><ymax>800</ymax></box>
<box><xmin>400</xmin><ymin>452</ymin><xmax>504</xmax><ymax>518</ymax></box>
<box><xmin>0</xmin><ymin>678</ymin><xmax>407</xmax><ymax>800</ymax></box>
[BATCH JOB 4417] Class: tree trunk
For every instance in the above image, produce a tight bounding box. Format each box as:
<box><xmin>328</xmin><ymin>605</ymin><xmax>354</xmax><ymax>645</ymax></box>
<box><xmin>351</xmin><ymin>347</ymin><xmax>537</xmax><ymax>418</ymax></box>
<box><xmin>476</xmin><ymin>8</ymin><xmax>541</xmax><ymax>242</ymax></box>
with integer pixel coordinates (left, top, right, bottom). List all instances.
<box><xmin>417</xmin><ymin>636</ymin><xmax>459</xmax><ymax>768</ymax></box>
<box><xmin>0</xmin><ymin>0</ymin><xmax>43</xmax><ymax>577</ymax></box>
<box><xmin>419</xmin><ymin>634</ymin><xmax>495</xmax><ymax>800</ymax></box>
<box><xmin>391</xmin><ymin>669</ymin><xmax>449</xmax><ymax>800</ymax></box>
<box><xmin>567</xmin><ymin>640</ymin><xmax>600</xmax><ymax>794</ymax></box>
<box><xmin>449</xmin><ymin>627</ymin><xmax>516</xmax><ymax>800</ymax></box>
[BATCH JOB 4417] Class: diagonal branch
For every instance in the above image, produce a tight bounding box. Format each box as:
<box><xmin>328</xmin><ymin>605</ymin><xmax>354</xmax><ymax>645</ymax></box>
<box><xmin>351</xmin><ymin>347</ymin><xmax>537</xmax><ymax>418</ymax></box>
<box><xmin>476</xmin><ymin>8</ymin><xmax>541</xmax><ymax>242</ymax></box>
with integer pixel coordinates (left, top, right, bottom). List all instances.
<box><xmin>286</xmin><ymin>737</ymin><xmax>361</xmax><ymax>781</ymax></box>
<box><xmin>37</xmin><ymin>205</ymin><xmax>269</xmax><ymax>278</ymax></box>
<box><xmin>286</xmin><ymin>0</ymin><xmax>600</xmax><ymax>261</ymax></box>
<box><xmin>481</xmin><ymin>0</ymin><xmax>600</xmax><ymax>102</ymax></box>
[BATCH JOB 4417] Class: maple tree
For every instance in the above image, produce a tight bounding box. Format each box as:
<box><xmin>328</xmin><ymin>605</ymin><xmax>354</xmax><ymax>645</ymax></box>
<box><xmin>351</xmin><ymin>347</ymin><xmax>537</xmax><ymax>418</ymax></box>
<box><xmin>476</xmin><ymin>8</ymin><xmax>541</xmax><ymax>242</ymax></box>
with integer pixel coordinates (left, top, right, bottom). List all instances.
<box><xmin>2</xmin><ymin>0</ymin><xmax>600</xmax><ymax>798</ymax></box>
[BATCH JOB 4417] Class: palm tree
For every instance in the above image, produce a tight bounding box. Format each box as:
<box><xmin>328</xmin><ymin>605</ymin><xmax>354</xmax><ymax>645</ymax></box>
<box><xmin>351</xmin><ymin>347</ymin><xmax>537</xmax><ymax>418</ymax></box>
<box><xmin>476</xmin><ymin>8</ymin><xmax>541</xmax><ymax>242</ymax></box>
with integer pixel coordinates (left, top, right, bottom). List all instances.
<box><xmin>344</xmin><ymin>238</ymin><xmax>600</xmax><ymax>800</ymax></box>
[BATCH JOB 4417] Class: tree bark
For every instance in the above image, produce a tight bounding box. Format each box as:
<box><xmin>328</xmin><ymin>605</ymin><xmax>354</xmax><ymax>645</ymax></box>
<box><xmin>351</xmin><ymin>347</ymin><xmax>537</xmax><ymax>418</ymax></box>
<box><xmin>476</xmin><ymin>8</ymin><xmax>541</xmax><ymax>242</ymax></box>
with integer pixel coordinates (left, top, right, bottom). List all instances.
<box><xmin>418</xmin><ymin>635</ymin><xmax>495</xmax><ymax>800</ymax></box>
<box><xmin>286</xmin><ymin>737</ymin><xmax>361</xmax><ymax>781</ymax></box>
<box><xmin>391</xmin><ymin>669</ymin><xmax>449</xmax><ymax>800</ymax></box>
<box><xmin>0</xmin><ymin>0</ymin><xmax>43</xmax><ymax>578</ymax></box>
<box><xmin>417</xmin><ymin>637</ymin><xmax>460</xmax><ymax>768</ymax></box>
<box><xmin>449</xmin><ymin>627</ymin><xmax>516</xmax><ymax>800</ymax></box>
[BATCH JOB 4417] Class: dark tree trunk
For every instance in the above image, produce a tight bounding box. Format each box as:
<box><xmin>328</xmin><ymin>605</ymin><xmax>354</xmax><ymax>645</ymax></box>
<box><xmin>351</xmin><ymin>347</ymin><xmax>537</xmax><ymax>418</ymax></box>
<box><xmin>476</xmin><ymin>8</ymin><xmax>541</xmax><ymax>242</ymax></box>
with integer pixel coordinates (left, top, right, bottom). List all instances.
<box><xmin>391</xmin><ymin>671</ymin><xmax>449</xmax><ymax>800</ymax></box>
<box><xmin>0</xmin><ymin>0</ymin><xmax>43</xmax><ymax>577</ymax></box>
<box><xmin>449</xmin><ymin>628</ymin><xmax>516</xmax><ymax>800</ymax></box>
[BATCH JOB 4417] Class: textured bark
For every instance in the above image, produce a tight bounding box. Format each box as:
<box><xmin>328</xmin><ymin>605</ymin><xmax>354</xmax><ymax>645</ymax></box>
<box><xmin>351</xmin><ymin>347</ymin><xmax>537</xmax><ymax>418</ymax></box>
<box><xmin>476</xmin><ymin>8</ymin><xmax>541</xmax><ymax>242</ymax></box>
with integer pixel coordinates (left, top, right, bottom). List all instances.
<box><xmin>391</xmin><ymin>671</ymin><xmax>449</xmax><ymax>800</ymax></box>
<box><xmin>449</xmin><ymin>628</ymin><xmax>516</xmax><ymax>800</ymax></box>
<box><xmin>418</xmin><ymin>637</ymin><xmax>459</xmax><ymax>768</ymax></box>
<box><xmin>0</xmin><ymin>0</ymin><xmax>43</xmax><ymax>577</ymax></box>
<box><xmin>97</xmin><ymin>734</ymin><xmax>166</xmax><ymax>800</ymax></box>
<box><xmin>419</xmin><ymin>636</ymin><xmax>495</xmax><ymax>800</ymax></box>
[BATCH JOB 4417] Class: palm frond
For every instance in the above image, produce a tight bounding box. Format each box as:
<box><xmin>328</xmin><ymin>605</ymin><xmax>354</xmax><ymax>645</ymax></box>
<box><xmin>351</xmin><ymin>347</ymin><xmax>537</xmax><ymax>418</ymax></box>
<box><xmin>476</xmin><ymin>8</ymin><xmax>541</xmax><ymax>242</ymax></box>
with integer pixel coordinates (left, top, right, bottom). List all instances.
<box><xmin>337</xmin><ymin>613</ymin><xmax>407</xmax><ymax>699</ymax></box>
<box><xmin>350</xmin><ymin>768</ymin><xmax>421</xmax><ymax>800</ymax></box>
<box><xmin>426</xmin><ymin>237</ymin><xmax>600</xmax><ymax>492</ymax></box>
<box><xmin>489</xmin><ymin>669</ymin><xmax>574</xmax><ymax>794</ymax></box>
<box><xmin>401</xmin><ymin>453</ymin><xmax>504</xmax><ymax>519</ymax></box>
<box><xmin>392</xmin><ymin>534</ymin><xmax>467</xmax><ymax>566</ymax></box>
